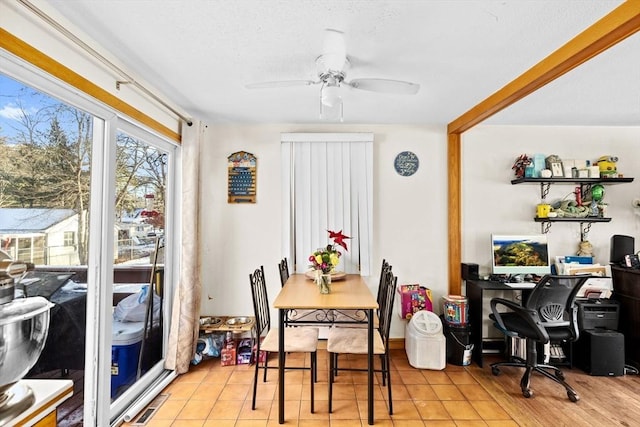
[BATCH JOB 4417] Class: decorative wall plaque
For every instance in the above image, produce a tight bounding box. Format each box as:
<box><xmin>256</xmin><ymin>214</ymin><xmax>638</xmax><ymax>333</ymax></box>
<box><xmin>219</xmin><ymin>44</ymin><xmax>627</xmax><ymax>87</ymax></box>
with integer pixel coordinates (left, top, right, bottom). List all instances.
<box><xmin>394</xmin><ymin>151</ymin><xmax>419</xmax><ymax>176</ymax></box>
<box><xmin>228</xmin><ymin>151</ymin><xmax>257</xmax><ymax>203</ymax></box>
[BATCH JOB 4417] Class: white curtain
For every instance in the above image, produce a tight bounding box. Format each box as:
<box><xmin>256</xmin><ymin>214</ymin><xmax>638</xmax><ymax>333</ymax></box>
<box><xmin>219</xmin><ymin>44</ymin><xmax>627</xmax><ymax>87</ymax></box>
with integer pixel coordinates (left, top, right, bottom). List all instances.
<box><xmin>165</xmin><ymin>120</ymin><xmax>203</xmax><ymax>373</ymax></box>
<box><xmin>281</xmin><ymin>133</ymin><xmax>373</xmax><ymax>276</ymax></box>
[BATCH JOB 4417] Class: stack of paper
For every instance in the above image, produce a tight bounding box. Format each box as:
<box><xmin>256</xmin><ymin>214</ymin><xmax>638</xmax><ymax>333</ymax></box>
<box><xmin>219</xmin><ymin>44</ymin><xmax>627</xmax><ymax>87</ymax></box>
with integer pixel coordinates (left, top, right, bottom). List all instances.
<box><xmin>553</xmin><ymin>256</ymin><xmax>612</xmax><ymax>298</ymax></box>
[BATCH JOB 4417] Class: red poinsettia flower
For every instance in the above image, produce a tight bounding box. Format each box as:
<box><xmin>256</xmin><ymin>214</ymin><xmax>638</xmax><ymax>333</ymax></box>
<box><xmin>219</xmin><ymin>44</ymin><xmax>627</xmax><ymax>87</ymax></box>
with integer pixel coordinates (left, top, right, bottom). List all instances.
<box><xmin>328</xmin><ymin>229</ymin><xmax>350</xmax><ymax>251</ymax></box>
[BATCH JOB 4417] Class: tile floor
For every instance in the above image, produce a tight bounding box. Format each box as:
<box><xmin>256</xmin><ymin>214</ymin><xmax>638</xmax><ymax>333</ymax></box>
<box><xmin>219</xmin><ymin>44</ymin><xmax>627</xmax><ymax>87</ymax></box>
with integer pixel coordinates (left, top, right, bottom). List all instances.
<box><xmin>128</xmin><ymin>348</ymin><xmax>519</xmax><ymax>427</ymax></box>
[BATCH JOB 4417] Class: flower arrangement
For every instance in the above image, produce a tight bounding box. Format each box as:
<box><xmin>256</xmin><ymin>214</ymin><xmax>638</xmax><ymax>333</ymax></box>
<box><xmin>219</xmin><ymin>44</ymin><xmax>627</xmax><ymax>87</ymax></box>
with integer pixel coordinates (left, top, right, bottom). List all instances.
<box><xmin>308</xmin><ymin>230</ymin><xmax>350</xmax><ymax>274</ymax></box>
<box><xmin>309</xmin><ymin>246</ymin><xmax>341</xmax><ymax>274</ymax></box>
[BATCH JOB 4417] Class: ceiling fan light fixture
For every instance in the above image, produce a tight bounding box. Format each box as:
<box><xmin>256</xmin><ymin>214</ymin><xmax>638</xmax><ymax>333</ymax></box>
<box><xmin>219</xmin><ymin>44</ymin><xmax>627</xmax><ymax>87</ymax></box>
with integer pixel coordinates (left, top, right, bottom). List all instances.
<box><xmin>319</xmin><ymin>83</ymin><xmax>343</xmax><ymax>122</ymax></box>
<box><xmin>321</xmin><ymin>83</ymin><xmax>341</xmax><ymax>107</ymax></box>
<box><xmin>319</xmin><ymin>100</ymin><xmax>343</xmax><ymax>123</ymax></box>
<box><xmin>245</xmin><ymin>28</ymin><xmax>419</xmax><ymax>124</ymax></box>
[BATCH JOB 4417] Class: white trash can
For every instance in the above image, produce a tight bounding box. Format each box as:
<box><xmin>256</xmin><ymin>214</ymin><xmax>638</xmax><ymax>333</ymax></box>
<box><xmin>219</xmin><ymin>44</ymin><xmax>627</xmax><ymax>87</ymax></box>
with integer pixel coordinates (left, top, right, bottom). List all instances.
<box><xmin>405</xmin><ymin>310</ymin><xmax>446</xmax><ymax>370</ymax></box>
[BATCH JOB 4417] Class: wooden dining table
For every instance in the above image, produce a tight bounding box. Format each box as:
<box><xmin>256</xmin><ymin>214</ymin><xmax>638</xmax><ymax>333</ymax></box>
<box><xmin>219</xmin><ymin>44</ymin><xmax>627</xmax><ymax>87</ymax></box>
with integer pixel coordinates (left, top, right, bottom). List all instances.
<box><xmin>273</xmin><ymin>273</ymin><xmax>379</xmax><ymax>425</ymax></box>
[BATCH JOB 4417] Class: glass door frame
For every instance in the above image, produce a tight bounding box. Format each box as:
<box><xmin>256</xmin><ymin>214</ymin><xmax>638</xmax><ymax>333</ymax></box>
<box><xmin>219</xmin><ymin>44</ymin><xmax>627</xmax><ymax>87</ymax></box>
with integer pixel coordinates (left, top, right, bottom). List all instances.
<box><xmin>106</xmin><ymin>119</ymin><xmax>179</xmax><ymax>423</ymax></box>
<box><xmin>0</xmin><ymin>50</ymin><xmax>179</xmax><ymax>426</ymax></box>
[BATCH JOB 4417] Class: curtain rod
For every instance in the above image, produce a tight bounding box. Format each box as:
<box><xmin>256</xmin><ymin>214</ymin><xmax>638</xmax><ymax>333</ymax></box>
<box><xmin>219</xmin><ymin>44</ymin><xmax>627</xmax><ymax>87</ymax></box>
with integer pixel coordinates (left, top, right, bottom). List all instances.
<box><xmin>17</xmin><ymin>0</ymin><xmax>193</xmax><ymax>126</ymax></box>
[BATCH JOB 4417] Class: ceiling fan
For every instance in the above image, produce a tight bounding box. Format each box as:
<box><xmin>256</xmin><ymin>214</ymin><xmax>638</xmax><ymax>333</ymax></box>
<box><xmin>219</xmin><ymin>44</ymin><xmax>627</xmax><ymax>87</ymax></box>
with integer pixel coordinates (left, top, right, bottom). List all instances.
<box><xmin>245</xmin><ymin>29</ymin><xmax>420</xmax><ymax>121</ymax></box>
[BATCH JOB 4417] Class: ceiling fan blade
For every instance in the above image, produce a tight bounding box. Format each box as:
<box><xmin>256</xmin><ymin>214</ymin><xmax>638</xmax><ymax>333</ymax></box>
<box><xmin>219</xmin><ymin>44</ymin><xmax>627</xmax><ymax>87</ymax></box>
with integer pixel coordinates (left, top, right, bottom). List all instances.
<box><xmin>346</xmin><ymin>78</ymin><xmax>420</xmax><ymax>95</ymax></box>
<box><xmin>322</xmin><ymin>28</ymin><xmax>347</xmax><ymax>71</ymax></box>
<box><xmin>245</xmin><ymin>80</ymin><xmax>317</xmax><ymax>89</ymax></box>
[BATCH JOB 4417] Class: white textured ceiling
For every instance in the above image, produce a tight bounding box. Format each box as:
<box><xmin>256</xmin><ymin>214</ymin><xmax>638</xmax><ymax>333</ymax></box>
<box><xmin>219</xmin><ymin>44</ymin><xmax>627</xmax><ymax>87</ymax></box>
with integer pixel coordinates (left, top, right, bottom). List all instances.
<box><xmin>45</xmin><ymin>0</ymin><xmax>639</xmax><ymax>126</ymax></box>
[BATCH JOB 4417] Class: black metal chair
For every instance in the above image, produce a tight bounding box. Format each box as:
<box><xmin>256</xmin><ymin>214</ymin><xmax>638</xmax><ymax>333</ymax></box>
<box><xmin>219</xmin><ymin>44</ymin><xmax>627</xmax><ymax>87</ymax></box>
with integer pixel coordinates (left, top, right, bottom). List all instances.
<box><xmin>278</xmin><ymin>258</ymin><xmax>289</xmax><ymax>287</ymax></box>
<box><xmin>327</xmin><ymin>268</ymin><xmax>398</xmax><ymax>415</ymax></box>
<box><xmin>489</xmin><ymin>274</ymin><xmax>592</xmax><ymax>402</ymax></box>
<box><xmin>278</xmin><ymin>257</ymin><xmax>317</xmax><ymax>326</ymax></box>
<box><xmin>333</xmin><ymin>259</ymin><xmax>391</xmax><ymax>327</ymax></box>
<box><xmin>249</xmin><ymin>265</ymin><xmax>319</xmax><ymax>411</ymax></box>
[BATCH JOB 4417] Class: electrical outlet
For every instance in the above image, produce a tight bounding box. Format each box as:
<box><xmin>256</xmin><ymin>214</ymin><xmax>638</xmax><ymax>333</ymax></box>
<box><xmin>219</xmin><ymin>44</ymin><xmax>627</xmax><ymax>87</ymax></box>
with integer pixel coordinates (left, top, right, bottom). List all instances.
<box><xmin>633</xmin><ymin>198</ymin><xmax>640</xmax><ymax>208</ymax></box>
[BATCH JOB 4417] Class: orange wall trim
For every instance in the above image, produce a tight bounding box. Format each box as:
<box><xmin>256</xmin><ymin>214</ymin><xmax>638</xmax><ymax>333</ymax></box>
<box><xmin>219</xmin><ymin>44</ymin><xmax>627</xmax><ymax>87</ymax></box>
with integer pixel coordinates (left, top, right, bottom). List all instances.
<box><xmin>0</xmin><ymin>28</ymin><xmax>181</xmax><ymax>143</ymax></box>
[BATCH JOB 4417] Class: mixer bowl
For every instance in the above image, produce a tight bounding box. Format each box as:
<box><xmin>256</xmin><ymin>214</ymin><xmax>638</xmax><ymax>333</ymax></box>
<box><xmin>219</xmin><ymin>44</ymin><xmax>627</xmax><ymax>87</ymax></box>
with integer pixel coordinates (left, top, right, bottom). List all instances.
<box><xmin>0</xmin><ymin>296</ymin><xmax>54</xmax><ymax>396</ymax></box>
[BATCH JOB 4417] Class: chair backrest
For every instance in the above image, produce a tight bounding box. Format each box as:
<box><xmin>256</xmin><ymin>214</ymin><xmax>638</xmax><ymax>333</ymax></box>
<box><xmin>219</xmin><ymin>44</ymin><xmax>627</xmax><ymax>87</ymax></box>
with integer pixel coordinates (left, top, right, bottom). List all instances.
<box><xmin>378</xmin><ymin>269</ymin><xmax>398</xmax><ymax>347</ymax></box>
<box><xmin>278</xmin><ymin>258</ymin><xmax>290</xmax><ymax>287</ymax></box>
<box><xmin>249</xmin><ymin>265</ymin><xmax>270</xmax><ymax>336</ymax></box>
<box><xmin>376</xmin><ymin>259</ymin><xmax>391</xmax><ymax>308</ymax></box>
<box><xmin>524</xmin><ymin>274</ymin><xmax>592</xmax><ymax>337</ymax></box>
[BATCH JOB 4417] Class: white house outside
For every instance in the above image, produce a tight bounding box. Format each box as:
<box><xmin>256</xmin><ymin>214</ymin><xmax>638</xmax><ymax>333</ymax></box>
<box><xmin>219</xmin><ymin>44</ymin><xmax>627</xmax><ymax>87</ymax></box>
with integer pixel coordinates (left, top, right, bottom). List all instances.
<box><xmin>0</xmin><ymin>208</ymin><xmax>79</xmax><ymax>265</ymax></box>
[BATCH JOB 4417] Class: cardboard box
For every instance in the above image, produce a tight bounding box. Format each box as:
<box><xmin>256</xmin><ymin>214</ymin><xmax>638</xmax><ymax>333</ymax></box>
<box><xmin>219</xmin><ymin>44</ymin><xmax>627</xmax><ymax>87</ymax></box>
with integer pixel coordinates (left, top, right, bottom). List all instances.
<box><xmin>221</xmin><ymin>343</ymin><xmax>237</xmax><ymax>366</ymax></box>
<box><xmin>237</xmin><ymin>338</ymin><xmax>253</xmax><ymax>365</ymax></box>
<box><xmin>397</xmin><ymin>284</ymin><xmax>433</xmax><ymax>320</ymax></box>
<box><xmin>252</xmin><ymin>337</ymin><xmax>267</xmax><ymax>365</ymax></box>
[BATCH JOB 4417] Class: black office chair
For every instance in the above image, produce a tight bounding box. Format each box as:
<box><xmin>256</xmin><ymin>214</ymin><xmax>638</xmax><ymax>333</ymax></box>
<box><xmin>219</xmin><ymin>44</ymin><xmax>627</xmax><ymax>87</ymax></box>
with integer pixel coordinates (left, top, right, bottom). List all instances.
<box><xmin>327</xmin><ymin>268</ymin><xmax>398</xmax><ymax>415</ymax></box>
<box><xmin>249</xmin><ymin>265</ymin><xmax>319</xmax><ymax>411</ymax></box>
<box><xmin>489</xmin><ymin>274</ymin><xmax>592</xmax><ymax>402</ymax></box>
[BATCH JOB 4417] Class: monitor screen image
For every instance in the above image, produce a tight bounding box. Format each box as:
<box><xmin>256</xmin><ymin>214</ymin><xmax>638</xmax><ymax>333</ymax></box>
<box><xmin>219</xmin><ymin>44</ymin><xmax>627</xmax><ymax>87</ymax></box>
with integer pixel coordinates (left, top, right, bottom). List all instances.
<box><xmin>491</xmin><ymin>234</ymin><xmax>551</xmax><ymax>276</ymax></box>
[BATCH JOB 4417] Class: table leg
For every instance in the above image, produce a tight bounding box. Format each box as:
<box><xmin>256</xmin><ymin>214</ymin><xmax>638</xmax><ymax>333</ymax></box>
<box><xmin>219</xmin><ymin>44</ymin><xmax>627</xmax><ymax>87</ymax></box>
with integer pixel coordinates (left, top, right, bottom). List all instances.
<box><xmin>278</xmin><ymin>309</ymin><xmax>285</xmax><ymax>424</ymax></box>
<box><xmin>367</xmin><ymin>308</ymin><xmax>374</xmax><ymax>425</ymax></box>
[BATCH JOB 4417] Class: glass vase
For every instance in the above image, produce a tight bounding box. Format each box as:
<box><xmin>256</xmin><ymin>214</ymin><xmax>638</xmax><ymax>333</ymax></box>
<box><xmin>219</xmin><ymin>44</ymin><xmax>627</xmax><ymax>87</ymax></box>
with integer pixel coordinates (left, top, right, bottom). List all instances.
<box><xmin>315</xmin><ymin>270</ymin><xmax>331</xmax><ymax>294</ymax></box>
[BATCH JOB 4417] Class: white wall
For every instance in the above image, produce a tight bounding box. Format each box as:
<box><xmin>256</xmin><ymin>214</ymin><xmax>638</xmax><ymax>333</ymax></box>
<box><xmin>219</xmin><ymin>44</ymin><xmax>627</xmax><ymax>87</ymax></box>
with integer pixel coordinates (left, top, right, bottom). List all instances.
<box><xmin>463</xmin><ymin>125</ymin><xmax>640</xmax><ymax>337</ymax></box>
<box><xmin>463</xmin><ymin>125</ymin><xmax>640</xmax><ymax>273</ymax></box>
<box><xmin>198</xmin><ymin>124</ymin><xmax>640</xmax><ymax>339</ymax></box>
<box><xmin>199</xmin><ymin>124</ymin><xmax>449</xmax><ymax>338</ymax></box>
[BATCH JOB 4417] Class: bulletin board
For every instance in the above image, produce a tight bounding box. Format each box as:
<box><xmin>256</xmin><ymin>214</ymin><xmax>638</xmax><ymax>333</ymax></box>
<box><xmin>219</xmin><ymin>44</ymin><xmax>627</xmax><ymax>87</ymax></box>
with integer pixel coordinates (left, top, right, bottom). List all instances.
<box><xmin>227</xmin><ymin>151</ymin><xmax>257</xmax><ymax>203</ymax></box>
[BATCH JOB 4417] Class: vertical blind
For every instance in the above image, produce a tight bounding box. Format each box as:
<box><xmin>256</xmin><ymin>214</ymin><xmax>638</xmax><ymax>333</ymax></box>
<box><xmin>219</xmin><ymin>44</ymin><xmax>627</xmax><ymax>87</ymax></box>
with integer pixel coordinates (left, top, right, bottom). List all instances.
<box><xmin>281</xmin><ymin>133</ymin><xmax>373</xmax><ymax>276</ymax></box>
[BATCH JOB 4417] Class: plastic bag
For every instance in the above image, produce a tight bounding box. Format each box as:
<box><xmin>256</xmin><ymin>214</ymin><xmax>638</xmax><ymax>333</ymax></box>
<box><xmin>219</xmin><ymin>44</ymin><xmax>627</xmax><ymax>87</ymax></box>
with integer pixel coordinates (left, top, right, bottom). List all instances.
<box><xmin>191</xmin><ymin>333</ymin><xmax>224</xmax><ymax>365</ymax></box>
<box><xmin>114</xmin><ymin>285</ymin><xmax>160</xmax><ymax>322</ymax></box>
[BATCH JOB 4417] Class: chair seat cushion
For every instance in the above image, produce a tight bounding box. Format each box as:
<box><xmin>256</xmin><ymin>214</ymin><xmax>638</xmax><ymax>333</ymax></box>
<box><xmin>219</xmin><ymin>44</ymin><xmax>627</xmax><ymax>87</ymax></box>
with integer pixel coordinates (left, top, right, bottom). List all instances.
<box><xmin>326</xmin><ymin>326</ymin><xmax>385</xmax><ymax>354</ymax></box>
<box><xmin>261</xmin><ymin>327</ymin><xmax>319</xmax><ymax>353</ymax></box>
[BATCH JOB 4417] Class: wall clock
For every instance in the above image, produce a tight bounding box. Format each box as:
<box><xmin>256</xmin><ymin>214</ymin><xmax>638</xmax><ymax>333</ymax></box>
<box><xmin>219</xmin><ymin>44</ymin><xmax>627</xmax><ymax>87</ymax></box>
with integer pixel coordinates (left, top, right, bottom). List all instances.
<box><xmin>394</xmin><ymin>151</ymin><xmax>419</xmax><ymax>176</ymax></box>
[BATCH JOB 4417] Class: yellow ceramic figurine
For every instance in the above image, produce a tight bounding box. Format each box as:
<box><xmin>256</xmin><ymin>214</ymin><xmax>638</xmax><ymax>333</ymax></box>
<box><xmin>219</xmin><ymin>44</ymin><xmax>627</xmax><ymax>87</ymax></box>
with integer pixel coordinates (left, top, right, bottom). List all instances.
<box><xmin>597</xmin><ymin>155</ymin><xmax>618</xmax><ymax>178</ymax></box>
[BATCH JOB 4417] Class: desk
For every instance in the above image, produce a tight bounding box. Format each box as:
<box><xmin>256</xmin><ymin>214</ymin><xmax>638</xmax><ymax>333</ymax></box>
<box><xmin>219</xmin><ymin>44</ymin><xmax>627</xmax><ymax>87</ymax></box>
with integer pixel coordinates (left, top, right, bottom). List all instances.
<box><xmin>466</xmin><ymin>279</ymin><xmax>533</xmax><ymax>367</ymax></box>
<box><xmin>273</xmin><ymin>274</ymin><xmax>378</xmax><ymax>425</ymax></box>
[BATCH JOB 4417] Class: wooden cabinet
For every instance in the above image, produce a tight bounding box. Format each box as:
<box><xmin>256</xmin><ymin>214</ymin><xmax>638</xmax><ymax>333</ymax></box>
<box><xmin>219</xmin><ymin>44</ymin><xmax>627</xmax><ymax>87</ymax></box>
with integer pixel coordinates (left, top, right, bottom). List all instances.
<box><xmin>611</xmin><ymin>266</ymin><xmax>640</xmax><ymax>369</ymax></box>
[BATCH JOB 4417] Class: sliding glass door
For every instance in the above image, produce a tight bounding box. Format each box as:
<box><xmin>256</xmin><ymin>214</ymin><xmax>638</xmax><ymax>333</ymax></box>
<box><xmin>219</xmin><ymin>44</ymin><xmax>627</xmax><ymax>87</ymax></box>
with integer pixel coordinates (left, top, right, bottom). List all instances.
<box><xmin>1</xmin><ymin>52</ymin><xmax>177</xmax><ymax>426</ymax></box>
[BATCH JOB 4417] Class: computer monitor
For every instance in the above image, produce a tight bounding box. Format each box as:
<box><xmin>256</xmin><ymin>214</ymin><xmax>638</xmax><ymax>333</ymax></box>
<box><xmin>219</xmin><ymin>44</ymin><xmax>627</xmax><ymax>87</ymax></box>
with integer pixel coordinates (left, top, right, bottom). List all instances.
<box><xmin>491</xmin><ymin>234</ymin><xmax>551</xmax><ymax>276</ymax></box>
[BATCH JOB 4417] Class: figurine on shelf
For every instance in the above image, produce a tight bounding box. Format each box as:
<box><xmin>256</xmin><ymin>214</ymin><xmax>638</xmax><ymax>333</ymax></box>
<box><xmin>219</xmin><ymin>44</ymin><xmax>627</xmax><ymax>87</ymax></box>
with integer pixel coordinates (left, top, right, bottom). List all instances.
<box><xmin>597</xmin><ymin>155</ymin><xmax>618</xmax><ymax>178</ymax></box>
<box><xmin>512</xmin><ymin>154</ymin><xmax>532</xmax><ymax>178</ymax></box>
<box><xmin>577</xmin><ymin>240</ymin><xmax>594</xmax><ymax>257</ymax></box>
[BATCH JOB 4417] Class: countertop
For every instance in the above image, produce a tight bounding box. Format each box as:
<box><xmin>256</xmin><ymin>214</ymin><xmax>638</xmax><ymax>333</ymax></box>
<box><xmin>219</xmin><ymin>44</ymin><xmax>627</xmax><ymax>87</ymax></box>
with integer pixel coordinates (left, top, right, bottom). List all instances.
<box><xmin>5</xmin><ymin>379</ymin><xmax>73</xmax><ymax>427</ymax></box>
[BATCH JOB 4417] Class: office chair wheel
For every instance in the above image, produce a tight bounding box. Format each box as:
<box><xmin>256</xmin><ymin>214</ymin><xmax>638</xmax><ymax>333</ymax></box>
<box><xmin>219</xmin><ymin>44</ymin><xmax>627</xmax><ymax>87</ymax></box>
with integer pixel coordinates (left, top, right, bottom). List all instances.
<box><xmin>554</xmin><ymin>370</ymin><xmax>565</xmax><ymax>380</ymax></box>
<box><xmin>491</xmin><ymin>366</ymin><xmax>501</xmax><ymax>376</ymax></box>
<box><xmin>567</xmin><ymin>390</ymin><xmax>579</xmax><ymax>402</ymax></box>
<box><xmin>522</xmin><ymin>389</ymin><xmax>533</xmax><ymax>398</ymax></box>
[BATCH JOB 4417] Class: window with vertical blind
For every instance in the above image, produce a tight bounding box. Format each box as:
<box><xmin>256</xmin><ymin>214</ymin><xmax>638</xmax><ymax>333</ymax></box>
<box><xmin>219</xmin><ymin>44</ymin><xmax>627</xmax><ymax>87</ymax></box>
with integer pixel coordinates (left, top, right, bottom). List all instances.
<box><xmin>281</xmin><ymin>133</ymin><xmax>373</xmax><ymax>276</ymax></box>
